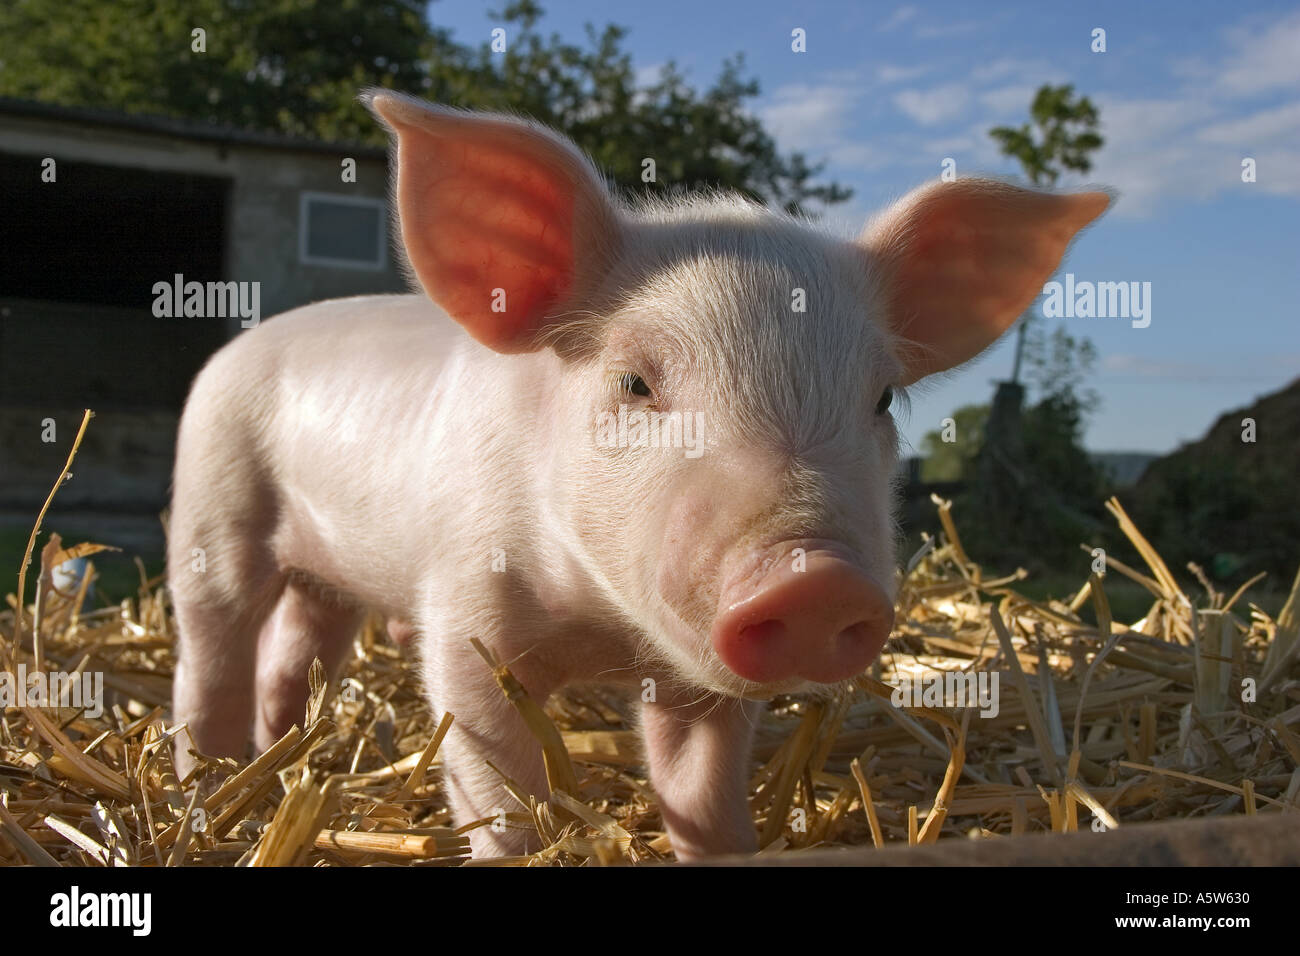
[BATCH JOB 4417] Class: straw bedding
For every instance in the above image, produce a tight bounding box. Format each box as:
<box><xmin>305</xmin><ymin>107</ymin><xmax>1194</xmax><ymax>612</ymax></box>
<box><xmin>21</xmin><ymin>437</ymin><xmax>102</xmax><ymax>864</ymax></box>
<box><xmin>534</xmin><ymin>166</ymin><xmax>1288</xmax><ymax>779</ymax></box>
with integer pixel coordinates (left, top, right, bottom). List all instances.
<box><xmin>2</xmin><ymin>412</ymin><xmax>1297</xmax><ymax>865</ymax></box>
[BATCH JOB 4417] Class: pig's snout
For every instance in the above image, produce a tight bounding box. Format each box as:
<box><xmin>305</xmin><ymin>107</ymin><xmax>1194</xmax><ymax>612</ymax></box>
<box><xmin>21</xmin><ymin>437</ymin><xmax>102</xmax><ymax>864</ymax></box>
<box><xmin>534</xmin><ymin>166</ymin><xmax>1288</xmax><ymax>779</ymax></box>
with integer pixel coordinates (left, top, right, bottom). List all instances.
<box><xmin>711</xmin><ymin>545</ymin><xmax>893</xmax><ymax>685</ymax></box>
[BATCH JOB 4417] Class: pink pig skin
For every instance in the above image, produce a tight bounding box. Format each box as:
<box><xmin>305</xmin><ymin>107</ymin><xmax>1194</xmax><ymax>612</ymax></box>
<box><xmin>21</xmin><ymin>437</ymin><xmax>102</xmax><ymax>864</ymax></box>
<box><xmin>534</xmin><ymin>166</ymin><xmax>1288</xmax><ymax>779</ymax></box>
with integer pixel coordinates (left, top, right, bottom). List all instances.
<box><xmin>169</xmin><ymin>91</ymin><xmax>1108</xmax><ymax>859</ymax></box>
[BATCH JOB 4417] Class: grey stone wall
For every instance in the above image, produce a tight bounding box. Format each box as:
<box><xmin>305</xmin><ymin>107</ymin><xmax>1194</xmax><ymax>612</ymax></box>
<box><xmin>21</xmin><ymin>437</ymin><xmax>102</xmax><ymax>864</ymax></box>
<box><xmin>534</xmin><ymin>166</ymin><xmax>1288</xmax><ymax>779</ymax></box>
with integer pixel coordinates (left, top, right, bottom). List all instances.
<box><xmin>0</xmin><ymin>406</ymin><xmax>176</xmax><ymax>558</ymax></box>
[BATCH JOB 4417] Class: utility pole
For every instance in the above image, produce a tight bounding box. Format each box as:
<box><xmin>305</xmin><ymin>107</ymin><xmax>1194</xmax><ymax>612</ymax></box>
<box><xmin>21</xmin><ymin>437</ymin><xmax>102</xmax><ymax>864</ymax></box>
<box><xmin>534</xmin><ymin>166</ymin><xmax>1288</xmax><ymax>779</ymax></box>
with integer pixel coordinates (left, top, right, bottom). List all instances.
<box><xmin>1010</xmin><ymin>318</ymin><xmax>1027</xmax><ymax>385</ymax></box>
<box><xmin>976</xmin><ymin>85</ymin><xmax>1103</xmax><ymax>515</ymax></box>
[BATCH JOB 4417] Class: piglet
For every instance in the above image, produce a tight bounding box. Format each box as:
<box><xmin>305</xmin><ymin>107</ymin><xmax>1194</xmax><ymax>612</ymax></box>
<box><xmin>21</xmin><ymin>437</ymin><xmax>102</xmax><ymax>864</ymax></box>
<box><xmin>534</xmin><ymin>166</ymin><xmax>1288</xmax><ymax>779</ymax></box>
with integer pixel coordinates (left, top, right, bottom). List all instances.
<box><xmin>168</xmin><ymin>90</ymin><xmax>1107</xmax><ymax>859</ymax></box>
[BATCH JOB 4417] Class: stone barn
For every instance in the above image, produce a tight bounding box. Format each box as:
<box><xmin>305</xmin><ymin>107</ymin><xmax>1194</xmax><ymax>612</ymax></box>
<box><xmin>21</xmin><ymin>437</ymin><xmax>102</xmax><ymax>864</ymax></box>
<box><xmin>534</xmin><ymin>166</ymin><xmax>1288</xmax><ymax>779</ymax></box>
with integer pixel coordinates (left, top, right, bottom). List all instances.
<box><xmin>0</xmin><ymin>97</ymin><xmax>408</xmax><ymax>565</ymax></box>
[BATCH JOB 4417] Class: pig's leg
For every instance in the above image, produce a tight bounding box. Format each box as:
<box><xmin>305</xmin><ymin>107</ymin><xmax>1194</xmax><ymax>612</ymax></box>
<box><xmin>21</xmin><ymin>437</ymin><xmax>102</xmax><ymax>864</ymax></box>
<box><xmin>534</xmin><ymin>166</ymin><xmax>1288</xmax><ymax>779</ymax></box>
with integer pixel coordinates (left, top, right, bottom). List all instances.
<box><xmin>421</xmin><ymin>639</ymin><xmax>556</xmax><ymax>858</ymax></box>
<box><xmin>169</xmin><ymin>401</ymin><xmax>286</xmax><ymax>780</ymax></box>
<box><xmin>252</xmin><ymin>579</ymin><xmax>362</xmax><ymax>751</ymax></box>
<box><xmin>640</xmin><ymin>691</ymin><xmax>763</xmax><ymax>860</ymax></box>
<box><xmin>170</xmin><ymin>557</ymin><xmax>282</xmax><ymax>781</ymax></box>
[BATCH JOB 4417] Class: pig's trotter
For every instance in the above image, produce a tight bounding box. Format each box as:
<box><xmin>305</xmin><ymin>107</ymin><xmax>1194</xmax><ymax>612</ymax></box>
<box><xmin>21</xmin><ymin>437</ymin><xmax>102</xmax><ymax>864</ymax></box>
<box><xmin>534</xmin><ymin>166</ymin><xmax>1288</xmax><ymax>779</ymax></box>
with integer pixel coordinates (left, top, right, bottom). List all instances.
<box><xmin>641</xmin><ymin>692</ymin><xmax>762</xmax><ymax>861</ymax></box>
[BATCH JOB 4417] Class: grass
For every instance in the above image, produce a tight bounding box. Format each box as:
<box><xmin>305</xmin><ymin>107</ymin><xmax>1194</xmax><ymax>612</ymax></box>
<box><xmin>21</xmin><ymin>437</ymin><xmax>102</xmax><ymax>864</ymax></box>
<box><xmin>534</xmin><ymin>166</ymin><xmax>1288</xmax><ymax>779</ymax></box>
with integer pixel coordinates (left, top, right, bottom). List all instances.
<box><xmin>0</xmin><ymin>524</ymin><xmax>164</xmax><ymax>607</ymax></box>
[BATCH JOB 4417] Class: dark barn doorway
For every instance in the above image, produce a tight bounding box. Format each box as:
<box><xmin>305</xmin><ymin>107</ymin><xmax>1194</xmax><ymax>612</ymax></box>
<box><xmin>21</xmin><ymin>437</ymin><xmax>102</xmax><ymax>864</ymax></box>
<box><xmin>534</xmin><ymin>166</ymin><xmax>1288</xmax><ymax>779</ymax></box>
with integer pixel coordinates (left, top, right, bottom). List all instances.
<box><xmin>0</xmin><ymin>153</ymin><xmax>231</xmax><ymax>409</ymax></box>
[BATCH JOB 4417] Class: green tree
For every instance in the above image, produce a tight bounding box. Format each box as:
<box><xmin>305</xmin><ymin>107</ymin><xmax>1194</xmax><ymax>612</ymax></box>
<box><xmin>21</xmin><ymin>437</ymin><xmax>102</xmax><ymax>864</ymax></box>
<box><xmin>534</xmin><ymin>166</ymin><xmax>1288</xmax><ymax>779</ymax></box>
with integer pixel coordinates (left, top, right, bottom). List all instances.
<box><xmin>432</xmin><ymin>2</ymin><xmax>852</xmax><ymax>213</ymax></box>
<box><xmin>0</xmin><ymin>0</ymin><xmax>437</xmax><ymax>143</ymax></box>
<box><xmin>920</xmin><ymin>404</ymin><xmax>989</xmax><ymax>482</ymax></box>
<box><xmin>989</xmin><ymin>84</ymin><xmax>1103</xmax><ymax>188</ymax></box>
<box><xmin>0</xmin><ymin>0</ymin><xmax>850</xmax><ymax>214</ymax></box>
<box><xmin>1020</xmin><ymin>320</ymin><xmax>1105</xmax><ymax>494</ymax></box>
<box><xmin>1021</xmin><ymin>320</ymin><xmax>1099</xmax><ymax>411</ymax></box>
<box><xmin>1019</xmin><ymin>282</ymin><xmax>1106</xmax><ymax>509</ymax></box>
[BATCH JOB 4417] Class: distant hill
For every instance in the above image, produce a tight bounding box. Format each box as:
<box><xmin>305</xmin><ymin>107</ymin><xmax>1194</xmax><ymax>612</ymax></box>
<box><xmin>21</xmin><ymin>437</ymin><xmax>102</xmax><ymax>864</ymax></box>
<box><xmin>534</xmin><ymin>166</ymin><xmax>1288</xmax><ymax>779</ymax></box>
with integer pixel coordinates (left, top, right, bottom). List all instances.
<box><xmin>1091</xmin><ymin>452</ymin><xmax>1159</xmax><ymax>487</ymax></box>
<box><xmin>1126</xmin><ymin>377</ymin><xmax>1300</xmax><ymax>583</ymax></box>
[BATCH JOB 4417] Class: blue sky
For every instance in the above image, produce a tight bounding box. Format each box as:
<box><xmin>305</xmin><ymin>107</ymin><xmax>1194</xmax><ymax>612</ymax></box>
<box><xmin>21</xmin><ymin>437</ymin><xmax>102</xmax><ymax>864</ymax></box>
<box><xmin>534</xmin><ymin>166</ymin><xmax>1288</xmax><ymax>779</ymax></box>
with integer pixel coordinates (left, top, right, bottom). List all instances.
<box><xmin>427</xmin><ymin>0</ymin><xmax>1298</xmax><ymax>455</ymax></box>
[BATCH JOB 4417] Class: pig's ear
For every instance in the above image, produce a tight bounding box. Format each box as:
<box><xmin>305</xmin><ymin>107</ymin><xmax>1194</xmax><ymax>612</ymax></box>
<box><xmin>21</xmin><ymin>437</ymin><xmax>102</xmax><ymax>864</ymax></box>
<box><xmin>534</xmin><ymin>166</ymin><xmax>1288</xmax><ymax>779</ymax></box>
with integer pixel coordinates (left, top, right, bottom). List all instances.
<box><xmin>860</xmin><ymin>179</ymin><xmax>1109</xmax><ymax>384</ymax></box>
<box><xmin>364</xmin><ymin>91</ymin><xmax>622</xmax><ymax>353</ymax></box>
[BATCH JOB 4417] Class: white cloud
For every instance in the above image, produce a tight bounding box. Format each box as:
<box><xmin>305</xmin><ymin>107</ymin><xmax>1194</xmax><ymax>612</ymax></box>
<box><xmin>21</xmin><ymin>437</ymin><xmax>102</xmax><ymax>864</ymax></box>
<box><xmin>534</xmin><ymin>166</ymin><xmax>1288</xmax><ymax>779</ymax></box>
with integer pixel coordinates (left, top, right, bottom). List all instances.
<box><xmin>894</xmin><ymin>84</ymin><xmax>971</xmax><ymax>125</ymax></box>
<box><xmin>1218</xmin><ymin>10</ymin><xmax>1300</xmax><ymax>96</ymax></box>
<box><xmin>1250</xmin><ymin>149</ymin><xmax>1300</xmax><ymax>196</ymax></box>
<box><xmin>879</xmin><ymin>6</ymin><xmax>918</xmax><ymax>33</ymax></box>
<box><xmin>922</xmin><ymin>134</ymin><xmax>977</xmax><ymax>156</ymax></box>
<box><xmin>971</xmin><ymin>58</ymin><xmax>1038</xmax><ymax>83</ymax></box>
<box><xmin>825</xmin><ymin>142</ymin><xmax>890</xmax><ymax>169</ymax></box>
<box><xmin>758</xmin><ymin>82</ymin><xmax>891</xmax><ymax>177</ymax></box>
<box><xmin>1197</xmin><ymin>101</ymin><xmax>1300</xmax><ymax>144</ymax></box>
<box><xmin>760</xmin><ymin>83</ymin><xmax>861</xmax><ymax>150</ymax></box>
<box><xmin>877</xmin><ymin>63</ymin><xmax>929</xmax><ymax>84</ymax></box>
<box><xmin>915</xmin><ymin>19</ymin><xmax>983</xmax><ymax>39</ymax></box>
<box><xmin>978</xmin><ymin>84</ymin><xmax>1042</xmax><ymax>117</ymax></box>
<box><xmin>1088</xmin><ymin>95</ymin><xmax>1300</xmax><ymax>214</ymax></box>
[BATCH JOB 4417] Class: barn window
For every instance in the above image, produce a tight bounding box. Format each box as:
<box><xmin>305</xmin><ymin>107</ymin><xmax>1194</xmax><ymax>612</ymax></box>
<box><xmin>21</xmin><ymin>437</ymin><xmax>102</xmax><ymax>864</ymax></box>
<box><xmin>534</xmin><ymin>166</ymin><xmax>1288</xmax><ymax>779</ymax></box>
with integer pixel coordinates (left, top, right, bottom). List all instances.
<box><xmin>298</xmin><ymin>192</ymin><xmax>387</xmax><ymax>270</ymax></box>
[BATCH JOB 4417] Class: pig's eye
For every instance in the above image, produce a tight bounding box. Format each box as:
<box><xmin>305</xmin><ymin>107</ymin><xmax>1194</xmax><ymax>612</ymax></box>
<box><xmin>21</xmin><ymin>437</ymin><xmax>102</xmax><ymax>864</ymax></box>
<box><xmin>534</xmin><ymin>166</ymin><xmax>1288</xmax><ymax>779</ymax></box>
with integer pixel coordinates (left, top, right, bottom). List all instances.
<box><xmin>875</xmin><ymin>386</ymin><xmax>894</xmax><ymax>415</ymax></box>
<box><xmin>617</xmin><ymin>372</ymin><xmax>653</xmax><ymax>399</ymax></box>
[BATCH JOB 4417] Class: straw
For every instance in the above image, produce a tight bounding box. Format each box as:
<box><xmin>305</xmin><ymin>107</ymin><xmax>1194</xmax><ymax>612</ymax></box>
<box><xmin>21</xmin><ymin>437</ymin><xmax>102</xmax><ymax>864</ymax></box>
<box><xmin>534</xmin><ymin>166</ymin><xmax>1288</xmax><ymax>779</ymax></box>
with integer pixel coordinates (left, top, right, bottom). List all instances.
<box><xmin>3</xmin><ymin>429</ymin><xmax>1297</xmax><ymax>864</ymax></box>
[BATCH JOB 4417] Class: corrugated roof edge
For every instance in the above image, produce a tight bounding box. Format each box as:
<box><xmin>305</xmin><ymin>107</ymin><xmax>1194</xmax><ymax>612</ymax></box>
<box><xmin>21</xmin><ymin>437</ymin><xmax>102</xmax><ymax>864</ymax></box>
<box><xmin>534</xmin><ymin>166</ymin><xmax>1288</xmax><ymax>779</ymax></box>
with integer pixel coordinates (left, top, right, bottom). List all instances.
<box><xmin>0</xmin><ymin>96</ymin><xmax>388</xmax><ymax>159</ymax></box>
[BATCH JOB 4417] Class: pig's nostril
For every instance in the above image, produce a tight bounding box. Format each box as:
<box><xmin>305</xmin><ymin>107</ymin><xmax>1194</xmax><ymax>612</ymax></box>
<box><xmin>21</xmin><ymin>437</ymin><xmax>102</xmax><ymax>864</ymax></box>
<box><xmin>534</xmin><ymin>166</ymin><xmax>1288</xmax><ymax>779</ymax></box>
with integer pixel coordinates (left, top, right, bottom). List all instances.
<box><xmin>837</xmin><ymin>621</ymin><xmax>870</xmax><ymax>649</ymax></box>
<box><xmin>836</xmin><ymin>620</ymin><xmax>881</xmax><ymax>661</ymax></box>
<box><xmin>722</xmin><ymin>619</ymin><xmax>798</xmax><ymax>684</ymax></box>
<box><xmin>739</xmin><ymin>620</ymin><xmax>784</xmax><ymax>642</ymax></box>
<box><xmin>736</xmin><ymin>619</ymin><xmax>789</xmax><ymax>660</ymax></box>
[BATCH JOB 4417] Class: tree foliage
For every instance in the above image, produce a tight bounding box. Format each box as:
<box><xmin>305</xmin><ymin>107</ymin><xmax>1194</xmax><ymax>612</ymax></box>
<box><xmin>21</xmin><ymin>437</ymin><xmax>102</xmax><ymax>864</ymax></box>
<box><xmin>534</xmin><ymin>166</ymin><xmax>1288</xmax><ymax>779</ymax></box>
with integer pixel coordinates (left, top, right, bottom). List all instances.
<box><xmin>989</xmin><ymin>84</ymin><xmax>1103</xmax><ymax>187</ymax></box>
<box><xmin>921</xmin><ymin>326</ymin><xmax>1104</xmax><ymax>508</ymax></box>
<box><xmin>0</xmin><ymin>0</ymin><xmax>850</xmax><ymax>214</ymax></box>
<box><xmin>0</xmin><ymin>0</ymin><xmax>433</xmax><ymax>143</ymax></box>
<box><xmin>1019</xmin><ymin>322</ymin><xmax>1106</xmax><ymax>505</ymax></box>
<box><xmin>919</xmin><ymin>404</ymin><xmax>989</xmax><ymax>483</ymax></box>
<box><xmin>1022</xmin><ymin>320</ymin><xmax>1099</xmax><ymax>412</ymax></box>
